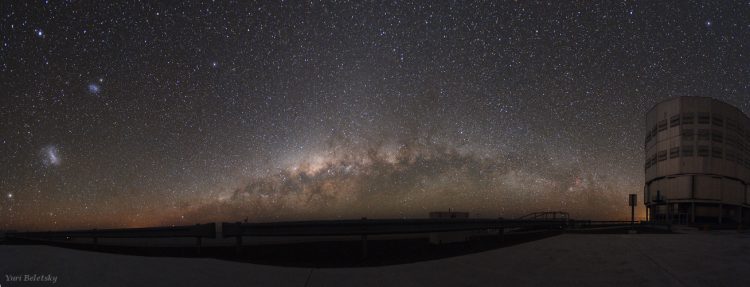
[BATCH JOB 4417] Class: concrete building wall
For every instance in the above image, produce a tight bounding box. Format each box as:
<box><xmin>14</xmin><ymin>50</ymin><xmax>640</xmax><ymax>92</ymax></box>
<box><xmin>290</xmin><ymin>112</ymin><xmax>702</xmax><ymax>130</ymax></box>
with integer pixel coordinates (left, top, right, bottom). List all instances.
<box><xmin>644</xmin><ymin>97</ymin><xmax>750</xmax><ymax>224</ymax></box>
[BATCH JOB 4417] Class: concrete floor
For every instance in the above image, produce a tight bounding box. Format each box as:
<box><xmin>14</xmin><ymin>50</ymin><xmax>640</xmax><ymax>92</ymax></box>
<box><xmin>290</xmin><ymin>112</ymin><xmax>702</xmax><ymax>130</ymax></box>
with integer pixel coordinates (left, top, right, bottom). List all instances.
<box><xmin>2</xmin><ymin>232</ymin><xmax>749</xmax><ymax>287</ymax></box>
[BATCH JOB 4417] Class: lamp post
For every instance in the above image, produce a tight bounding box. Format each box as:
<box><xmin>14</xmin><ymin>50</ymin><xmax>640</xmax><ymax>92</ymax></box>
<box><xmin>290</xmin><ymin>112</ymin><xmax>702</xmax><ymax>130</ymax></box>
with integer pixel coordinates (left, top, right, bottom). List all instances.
<box><xmin>628</xmin><ymin>194</ymin><xmax>637</xmax><ymax>225</ymax></box>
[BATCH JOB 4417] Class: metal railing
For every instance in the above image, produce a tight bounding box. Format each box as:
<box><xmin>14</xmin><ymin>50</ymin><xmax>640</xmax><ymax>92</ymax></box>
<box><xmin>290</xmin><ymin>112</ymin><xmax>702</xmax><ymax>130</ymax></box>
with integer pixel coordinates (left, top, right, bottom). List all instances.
<box><xmin>5</xmin><ymin>223</ymin><xmax>216</xmax><ymax>254</ymax></box>
<box><xmin>221</xmin><ymin>218</ymin><xmax>566</xmax><ymax>237</ymax></box>
<box><xmin>2</xmin><ymin>219</ymin><xmax>569</xmax><ymax>258</ymax></box>
<box><xmin>517</xmin><ymin>211</ymin><xmax>570</xmax><ymax>221</ymax></box>
<box><xmin>566</xmin><ymin>220</ymin><xmax>674</xmax><ymax>231</ymax></box>
<box><xmin>222</xmin><ymin>218</ymin><xmax>566</xmax><ymax>258</ymax></box>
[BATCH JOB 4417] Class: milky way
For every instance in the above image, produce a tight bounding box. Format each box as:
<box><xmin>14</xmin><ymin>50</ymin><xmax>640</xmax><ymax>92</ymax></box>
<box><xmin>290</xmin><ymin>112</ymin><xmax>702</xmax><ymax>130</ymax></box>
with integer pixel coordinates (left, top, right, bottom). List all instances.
<box><xmin>1</xmin><ymin>1</ymin><xmax>748</xmax><ymax>230</ymax></box>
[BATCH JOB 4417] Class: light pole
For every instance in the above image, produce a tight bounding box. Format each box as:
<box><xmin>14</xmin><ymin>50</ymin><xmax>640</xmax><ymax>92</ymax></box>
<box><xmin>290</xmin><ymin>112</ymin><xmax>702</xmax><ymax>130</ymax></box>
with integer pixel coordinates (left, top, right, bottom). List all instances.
<box><xmin>629</xmin><ymin>194</ymin><xmax>637</xmax><ymax>226</ymax></box>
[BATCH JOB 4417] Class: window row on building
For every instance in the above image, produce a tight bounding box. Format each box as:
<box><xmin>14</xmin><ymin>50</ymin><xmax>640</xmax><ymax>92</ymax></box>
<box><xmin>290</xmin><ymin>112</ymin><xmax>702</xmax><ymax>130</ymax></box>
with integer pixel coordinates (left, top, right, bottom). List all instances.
<box><xmin>647</xmin><ymin>129</ymin><xmax>748</xmax><ymax>154</ymax></box>
<box><xmin>676</xmin><ymin>129</ymin><xmax>747</xmax><ymax>150</ymax></box>
<box><xmin>645</xmin><ymin>113</ymin><xmax>748</xmax><ymax>145</ymax></box>
<box><xmin>645</xmin><ymin>145</ymin><xmax>750</xmax><ymax>171</ymax></box>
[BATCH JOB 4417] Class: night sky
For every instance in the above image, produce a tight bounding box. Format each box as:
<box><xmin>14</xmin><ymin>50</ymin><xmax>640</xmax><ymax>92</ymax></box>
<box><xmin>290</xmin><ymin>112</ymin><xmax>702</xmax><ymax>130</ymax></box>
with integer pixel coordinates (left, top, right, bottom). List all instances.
<box><xmin>1</xmin><ymin>1</ymin><xmax>748</xmax><ymax>230</ymax></box>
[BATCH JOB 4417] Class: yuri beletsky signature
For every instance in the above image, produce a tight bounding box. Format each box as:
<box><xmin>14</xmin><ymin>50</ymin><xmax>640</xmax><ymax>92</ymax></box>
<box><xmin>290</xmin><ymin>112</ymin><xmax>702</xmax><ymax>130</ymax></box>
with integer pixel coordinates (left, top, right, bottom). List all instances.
<box><xmin>5</xmin><ymin>274</ymin><xmax>58</xmax><ymax>284</ymax></box>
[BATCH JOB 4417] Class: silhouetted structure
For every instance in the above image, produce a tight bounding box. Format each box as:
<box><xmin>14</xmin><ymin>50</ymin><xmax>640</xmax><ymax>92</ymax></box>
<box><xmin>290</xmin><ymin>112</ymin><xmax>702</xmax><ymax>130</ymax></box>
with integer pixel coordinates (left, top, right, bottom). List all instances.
<box><xmin>517</xmin><ymin>211</ymin><xmax>569</xmax><ymax>221</ymax></box>
<box><xmin>429</xmin><ymin>211</ymin><xmax>470</xmax><ymax>219</ymax></box>
<box><xmin>645</xmin><ymin>97</ymin><xmax>750</xmax><ymax>225</ymax></box>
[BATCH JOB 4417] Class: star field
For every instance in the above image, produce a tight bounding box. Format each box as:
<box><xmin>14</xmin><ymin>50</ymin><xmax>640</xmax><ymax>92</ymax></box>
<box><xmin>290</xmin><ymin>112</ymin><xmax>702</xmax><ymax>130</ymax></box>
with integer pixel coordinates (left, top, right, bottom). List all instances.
<box><xmin>1</xmin><ymin>1</ymin><xmax>748</xmax><ymax>230</ymax></box>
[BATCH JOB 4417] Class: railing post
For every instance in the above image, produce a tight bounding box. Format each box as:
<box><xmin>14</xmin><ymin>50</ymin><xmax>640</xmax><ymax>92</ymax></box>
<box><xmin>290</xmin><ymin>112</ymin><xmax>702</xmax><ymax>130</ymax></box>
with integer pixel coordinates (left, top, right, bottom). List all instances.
<box><xmin>196</xmin><ymin>236</ymin><xmax>202</xmax><ymax>256</ymax></box>
<box><xmin>361</xmin><ymin>217</ymin><xmax>368</xmax><ymax>260</ymax></box>
<box><xmin>361</xmin><ymin>234</ymin><xmax>368</xmax><ymax>259</ymax></box>
<box><xmin>234</xmin><ymin>222</ymin><xmax>243</xmax><ymax>257</ymax></box>
<box><xmin>235</xmin><ymin>235</ymin><xmax>243</xmax><ymax>257</ymax></box>
<box><xmin>92</xmin><ymin>228</ymin><xmax>98</xmax><ymax>250</ymax></box>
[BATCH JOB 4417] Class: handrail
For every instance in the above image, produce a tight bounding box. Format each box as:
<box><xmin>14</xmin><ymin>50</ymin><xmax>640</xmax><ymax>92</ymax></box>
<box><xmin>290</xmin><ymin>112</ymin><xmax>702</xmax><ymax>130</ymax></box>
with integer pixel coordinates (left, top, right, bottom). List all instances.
<box><xmin>517</xmin><ymin>211</ymin><xmax>570</xmax><ymax>220</ymax></box>
<box><xmin>221</xmin><ymin>218</ymin><xmax>566</xmax><ymax>237</ymax></box>
<box><xmin>5</xmin><ymin>223</ymin><xmax>216</xmax><ymax>239</ymax></box>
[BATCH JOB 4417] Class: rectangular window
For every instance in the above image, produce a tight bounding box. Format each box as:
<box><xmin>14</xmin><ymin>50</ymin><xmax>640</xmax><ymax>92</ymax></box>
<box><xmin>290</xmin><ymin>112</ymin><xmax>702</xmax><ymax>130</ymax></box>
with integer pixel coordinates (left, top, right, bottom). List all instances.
<box><xmin>651</xmin><ymin>154</ymin><xmax>657</xmax><ymax>166</ymax></box>
<box><xmin>726</xmin><ymin>134</ymin><xmax>739</xmax><ymax>149</ymax></box>
<box><xmin>657</xmin><ymin>150</ymin><xmax>668</xmax><ymax>161</ymax></box>
<box><xmin>681</xmin><ymin>129</ymin><xmax>694</xmax><ymax>141</ymax></box>
<box><xmin>697</xmin><ymin>145</ymin><xmax>710</xmax><ymax>157</ymax></box>
<box><xmin>670</xmin><ymin>115</ymin><xmax>680</xmax><ymax>127</ymax></box>
<box><xmin>697</xmin><ymin>113</ymin><xmax>710</xmax><ymax>124</ymax></box>
<box><xmin>712</xmin><ymin>146</ymin><xmax>723</xmax><ymax>159</ymax></box>
<box><xmin>682</xmin><ymin>113</ymin><xmax>694</xmax><ymax>125</ymax></box>
<box><xmin>712</xmin><ymin>130</ymin><xmax>723</xmax><ymax>143</ymax></box>
<box><xmin>726</xmin><ymin>149</ymin><xmax>736</xmax><ymax>162</ymax></box>
<box><xmin>657</xmin><ymin>120</ymin><xmax>668</xmax><ymax>132</ymax></box>
<box><xmin>727</xmin><ymin>118</ymin><xmax>738</xmax><ymax>132</ymax></box>
<box><xmin>681</xmin><ymin>145</ymin><xmax>694</xmax><ymax>157</ymax></box>
<box><xmin>712</xmin><ymin>115</ymin><xmax>723</xmax><ymax>127</ymax></box>
<box><xmin>651</xmin><ymin>126</ymin><xmax>657</xmax><ymax>137</ymax></box>
<box><xmin>697</xmin><ymin>129</ymin><xmax>710</xmax><ymax>141</ymax></box>
<box><xmin>669</xmin><ymin>147</ymin><xmax>679</xmax><ymax>159</ymax></box>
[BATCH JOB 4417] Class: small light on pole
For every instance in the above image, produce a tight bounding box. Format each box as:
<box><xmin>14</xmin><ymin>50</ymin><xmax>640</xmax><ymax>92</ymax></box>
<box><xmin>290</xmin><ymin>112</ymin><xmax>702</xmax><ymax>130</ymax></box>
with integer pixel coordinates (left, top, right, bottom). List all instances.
<box><xmin>628</xmin><ymin>194</ymin><xmax>637</xmax><ymax>225</ymax></box>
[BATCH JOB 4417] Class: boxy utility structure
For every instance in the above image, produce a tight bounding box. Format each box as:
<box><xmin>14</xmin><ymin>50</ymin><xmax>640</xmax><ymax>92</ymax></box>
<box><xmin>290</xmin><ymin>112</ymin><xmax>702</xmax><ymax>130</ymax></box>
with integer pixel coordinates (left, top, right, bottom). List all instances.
<box><xmin>645</xmin><ymin>97</ymin><xmax>750</xmax><ymax>225</ymax></box>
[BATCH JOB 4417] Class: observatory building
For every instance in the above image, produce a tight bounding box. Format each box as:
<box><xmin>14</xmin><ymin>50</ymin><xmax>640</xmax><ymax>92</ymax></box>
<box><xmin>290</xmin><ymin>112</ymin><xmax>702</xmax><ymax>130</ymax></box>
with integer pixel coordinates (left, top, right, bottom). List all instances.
<box><xmin>645</xmin><ymin>97</ymin><xmax>750</xmax><ymax>224</ymax></box>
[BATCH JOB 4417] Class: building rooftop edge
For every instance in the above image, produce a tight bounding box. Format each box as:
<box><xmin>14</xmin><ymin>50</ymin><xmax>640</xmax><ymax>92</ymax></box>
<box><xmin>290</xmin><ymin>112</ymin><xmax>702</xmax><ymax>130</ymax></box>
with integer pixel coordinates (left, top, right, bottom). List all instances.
<box><xmin>646</xmin><ymin>96</ymin><xmax>749</xmax><ymax>120</ymax></box>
